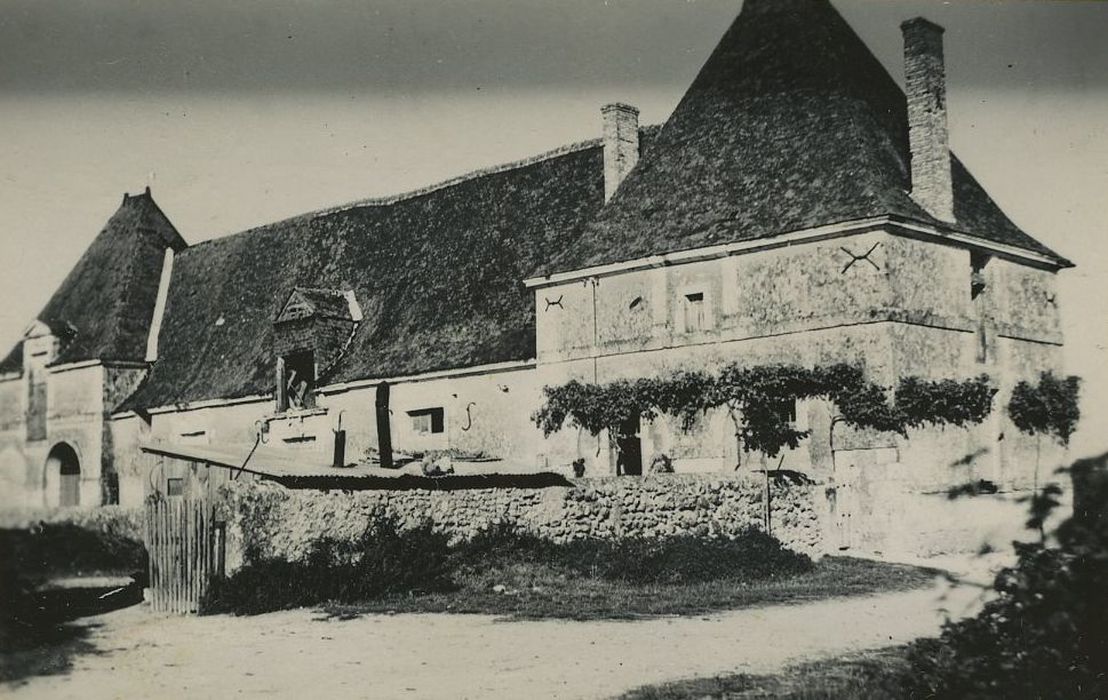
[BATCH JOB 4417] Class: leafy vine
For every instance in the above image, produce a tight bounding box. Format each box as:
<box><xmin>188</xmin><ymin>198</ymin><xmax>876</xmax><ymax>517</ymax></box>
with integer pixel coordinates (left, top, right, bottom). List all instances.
<box><xmin>533</xmin><ymin>363</ymin><xmax>997</xmax><ymax>458</ymax></box>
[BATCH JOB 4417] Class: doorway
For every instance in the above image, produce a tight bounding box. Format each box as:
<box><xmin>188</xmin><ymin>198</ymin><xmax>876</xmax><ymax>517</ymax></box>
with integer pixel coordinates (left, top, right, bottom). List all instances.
<box><xmin>46</xmin><ymin>443</ymin><xmax>80</xmax><ymax>507</ymax></box>
<box><xmin>616</xmin><ymin>416</ymin><xmax>642</xmax><ymax>476</ymax></box>
<box><xmin>831</xmin><ymin>453</ymin><xmax>861</xmax><ymax>550</ymax></box>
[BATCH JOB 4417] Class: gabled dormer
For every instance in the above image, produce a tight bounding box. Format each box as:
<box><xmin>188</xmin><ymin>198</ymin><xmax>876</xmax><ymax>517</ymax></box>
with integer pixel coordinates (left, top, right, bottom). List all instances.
<box><xmin>273</xmin><ymin>287</ymin><xmax>361</xmax><ymax>412</ymax></box>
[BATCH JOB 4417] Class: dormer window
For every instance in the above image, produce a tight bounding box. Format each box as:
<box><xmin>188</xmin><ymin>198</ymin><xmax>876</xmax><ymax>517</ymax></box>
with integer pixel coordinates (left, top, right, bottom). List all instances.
<box><xmin>272</xmin><ymin>287</ymin><xmax>362</xmax><ymax>412</ymax></box>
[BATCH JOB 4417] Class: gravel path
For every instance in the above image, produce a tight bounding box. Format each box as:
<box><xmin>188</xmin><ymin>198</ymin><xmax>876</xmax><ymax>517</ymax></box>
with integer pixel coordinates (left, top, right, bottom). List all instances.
<box><xmin>7</xmin><ymin>579</ymin><xmax>982</xmax><ymax>700</ymax></box>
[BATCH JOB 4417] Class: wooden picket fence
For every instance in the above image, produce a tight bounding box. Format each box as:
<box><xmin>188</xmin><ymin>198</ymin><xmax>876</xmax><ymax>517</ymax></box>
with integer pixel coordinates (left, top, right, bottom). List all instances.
<box><xmin>144</xmin><ymin>495</ymin><xmax>223</xmax><ymax>614</ymax></box>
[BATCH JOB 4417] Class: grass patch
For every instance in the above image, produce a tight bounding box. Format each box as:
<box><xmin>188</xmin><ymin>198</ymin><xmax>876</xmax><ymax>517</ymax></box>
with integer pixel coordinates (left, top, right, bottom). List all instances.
<box><xmin>325</xmin><ymin>556</ymin><xmax>934</xmax><ymax>621</ymax></box>
<box><xmin>618</xmin><ymin>645</ymin><xmax>914</xmax><ymax>699</ymax></box>
<box><xmin>205</xmin><ymin>520</ymin><xmax>938</xmax><ymax>620</ymax></box>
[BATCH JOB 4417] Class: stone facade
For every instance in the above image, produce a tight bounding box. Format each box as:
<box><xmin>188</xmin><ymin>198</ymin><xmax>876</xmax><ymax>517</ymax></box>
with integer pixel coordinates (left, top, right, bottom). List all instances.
<box><xmin>0</xmin><ymin>349</ymin><xmax>148</xmax><ymax>509</ymax></box>
<box><xmin>532</xmin><ymin>227</ymin><xmax>1064</xmax><ymax>482</ymax></box>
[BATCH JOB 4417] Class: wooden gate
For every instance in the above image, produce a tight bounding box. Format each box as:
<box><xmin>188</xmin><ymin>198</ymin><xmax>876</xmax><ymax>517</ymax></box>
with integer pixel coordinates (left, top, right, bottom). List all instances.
<box><xmin>144</xmin><ymin>494</ymin><xmax>223</xmax><ymax>614</ymax></box>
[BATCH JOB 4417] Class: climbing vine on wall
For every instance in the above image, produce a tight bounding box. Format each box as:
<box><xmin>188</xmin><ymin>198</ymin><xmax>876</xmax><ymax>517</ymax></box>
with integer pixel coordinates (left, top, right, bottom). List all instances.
<box><xmin>1007</xmin><ymin>372</ymin><xmax>1081</xmax><ymax>446</ymax></box>
<box><xmin>532</xmin><ymin>363</ymin><xmax>997</xmax><ymax>458</ymax></box>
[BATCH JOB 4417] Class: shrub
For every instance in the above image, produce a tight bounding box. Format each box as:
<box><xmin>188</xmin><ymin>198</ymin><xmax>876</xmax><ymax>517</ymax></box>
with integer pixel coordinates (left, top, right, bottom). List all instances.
<box><xmin>563</xmin><ymin>529</ymin><xmax>812</xmax><ymax>585</ymax></box>
<box><xmin>207</xmin><ymin>518</ymin><xmax>814</xmax><ymax>615</ymax></box>
<box><xmin>1008</xmin><ymin>372</ymin><xmax>1081</xmax><ymax>446</ymax></box>
<box><xmin>0</xmin><ymin>521</ymin><xmax>147</xmax><ymax>581</ymax></box>
<box><xmin>905</xmin><ymin>457</ymin><xmax>1107</xmax><ymax>699</ymax></box>
<box><xmin>204</xmin><ymin>516</ymin><xmax>456</xmax><ymax>615</ymax></box>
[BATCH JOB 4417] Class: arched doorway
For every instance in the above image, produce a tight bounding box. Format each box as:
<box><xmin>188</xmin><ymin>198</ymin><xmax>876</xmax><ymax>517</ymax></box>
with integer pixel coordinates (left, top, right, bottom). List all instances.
<box><xmin>45</xmin><ymin>443</ymin><xmax>80</xmax><ymax>507</ymax></box>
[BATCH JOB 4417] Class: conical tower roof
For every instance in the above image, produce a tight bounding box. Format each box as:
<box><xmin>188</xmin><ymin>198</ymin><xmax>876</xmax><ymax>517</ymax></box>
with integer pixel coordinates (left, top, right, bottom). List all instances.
<box><xmin>1</xmin><ymin>189</ymin><xmax>187</xmax><ymax>372</ymax></box>
<box><xmin>552</xmin><ymin>0</ymin><xmax>1067</xmax><ymax>273</ymax></box>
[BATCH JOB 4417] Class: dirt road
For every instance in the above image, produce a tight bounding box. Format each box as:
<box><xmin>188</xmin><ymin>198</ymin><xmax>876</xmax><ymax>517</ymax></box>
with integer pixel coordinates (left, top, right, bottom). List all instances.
<box><xmin>7</xmin><ymin>580</ymin><xmax>982</xmax><ymax>699</ymax></box>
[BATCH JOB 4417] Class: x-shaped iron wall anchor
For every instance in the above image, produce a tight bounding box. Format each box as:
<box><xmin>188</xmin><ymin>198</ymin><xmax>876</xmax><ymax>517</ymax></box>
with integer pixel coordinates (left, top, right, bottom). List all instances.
<box><xmin>839</xmin><ymin>242</ymin><xmax>882</xmax><ymax>274</ymax></box>
<box><xmin>544</xmin><ymin>295</ymin><xmax>564</xmax><ymax>310</ymax></box>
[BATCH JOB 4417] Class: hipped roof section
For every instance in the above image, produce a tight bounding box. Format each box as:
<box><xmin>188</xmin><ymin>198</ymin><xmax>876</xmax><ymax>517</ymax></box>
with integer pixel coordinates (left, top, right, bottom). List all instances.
<box><xmin>544</xmin><ymin>0</ymin><xmax>1069</xmax><ymax>275</ymax></box>
<box><xmin>0</xmin><ymin>190</ymin><xmax>186</xmax><ymax>373</ymax></box>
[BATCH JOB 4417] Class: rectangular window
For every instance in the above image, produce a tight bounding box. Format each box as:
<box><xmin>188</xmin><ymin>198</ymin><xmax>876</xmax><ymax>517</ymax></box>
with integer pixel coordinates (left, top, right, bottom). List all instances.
<box><xmin>970</xmin><ymin>252</ymin><xmax>989</xmax><ymax>301</ymax></box>
<box><xmin>971</xmin><ymin>252</ymin><xmax>992</xmax><ymax>363</ymax></box>
<box><xmin>408</xmin><ymin>407</ymin><xmax>445</xmax><ymax>435</ymax></box>
<box><xmin>166</xmin><ymin>477</ymin><xmax>185</xmax><ymax>498</ymax></box>
<box><xmin>279</xmin><ymin>350</ymin><xmax>316</xmax><ymax>411</ymax></box>
<box><xmin>682</xmin><ymin>291</ymin><xmax>706</xmax><ymax>333</ymax></box>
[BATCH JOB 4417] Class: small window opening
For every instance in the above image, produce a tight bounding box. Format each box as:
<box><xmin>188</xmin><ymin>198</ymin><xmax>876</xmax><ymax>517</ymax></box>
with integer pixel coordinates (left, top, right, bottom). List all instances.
<box><xmin>971</xmin><ymin>252</ymin><xmax>992</xmax><ymax>363</ymax></box>
<box><xmin>409</xmin><ymin>407</ymin><xmax>445</xmax><ymax>435</ymax></box>
<box><xmin>167</xmin><ymin>477</ymin><xmax>185</xmax><ymax>498</ymax></box>
<box><xmin>970</xmin><ymin>252</ymin><xmax>990</xmax><ymax>300</ymax></box>
<box><xmin>280</xmin><ymin>350</ymin><xmax>316</xmax><ymax>411</ymax></box>
<box><xmin>682</xmin><ymin>292</ymin><xmax>706</xmax><ymax>332</ymax></box>
<box><xmin>629</xmin><ymin>296</ymin><xmax>643</xmax><ymax>310</ymax></box>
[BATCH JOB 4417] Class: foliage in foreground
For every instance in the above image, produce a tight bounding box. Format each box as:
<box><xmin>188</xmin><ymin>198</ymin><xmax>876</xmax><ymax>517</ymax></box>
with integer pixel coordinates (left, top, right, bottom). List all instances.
<box><xmin>203</xmin><ymin>519</ymin><xmax>816</xmax><ymax>616</ymax></box>
<box><xmin>904</xmin><ymin>458</ymin><xmax>1107</xmax><ymax>699</ymax></box>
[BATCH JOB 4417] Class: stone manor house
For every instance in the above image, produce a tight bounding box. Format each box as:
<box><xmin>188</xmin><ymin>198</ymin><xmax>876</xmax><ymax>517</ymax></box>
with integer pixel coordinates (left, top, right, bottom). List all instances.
<box><xmin>0</xmin><ymin>0</ymin><xmax>1071</xmax><ymax>544</ymax></box>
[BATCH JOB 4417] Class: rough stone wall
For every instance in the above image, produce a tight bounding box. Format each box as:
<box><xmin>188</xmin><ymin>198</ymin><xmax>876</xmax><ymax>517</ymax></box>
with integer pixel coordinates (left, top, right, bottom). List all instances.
<box><xmin>218</xmin><ymin>474</ymin><xmax>822</xmax><ymax>572</ymax></box>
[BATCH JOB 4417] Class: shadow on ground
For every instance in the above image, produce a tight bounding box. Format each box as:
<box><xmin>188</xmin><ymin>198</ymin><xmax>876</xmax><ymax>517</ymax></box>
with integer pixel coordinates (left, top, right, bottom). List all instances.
<box><xmin>0</xmin><ymin>580</ymin><xmax>143</xmax><ymax>685</ymax></box>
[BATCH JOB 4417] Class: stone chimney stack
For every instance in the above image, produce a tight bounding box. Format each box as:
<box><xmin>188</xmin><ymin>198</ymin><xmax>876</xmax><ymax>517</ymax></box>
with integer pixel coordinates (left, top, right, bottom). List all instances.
<box><xmin>902</xmin><ymin>17</ymin><xmax>955</xmax><ymax>223</ymax></box>
<box><xmin>602</xmin><ymin>103</ymin><xmax>640</xmax><ymax>203</ymax></box>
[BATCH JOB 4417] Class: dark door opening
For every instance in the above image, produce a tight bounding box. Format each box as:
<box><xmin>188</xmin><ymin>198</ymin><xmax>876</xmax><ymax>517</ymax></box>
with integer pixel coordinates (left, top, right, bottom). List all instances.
<box><xmin>47</xmin><ymin>443</ymin><xmax>81</xmax><ymax>507</ymax></box>
<box><xmin>616</xmin><ymin>416</ymin><xmax>642</xmax><ymax>476</ymax></box>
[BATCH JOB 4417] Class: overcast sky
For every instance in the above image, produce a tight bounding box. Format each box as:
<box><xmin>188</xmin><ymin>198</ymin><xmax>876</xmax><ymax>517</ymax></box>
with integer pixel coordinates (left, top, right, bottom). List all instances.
<box><xmin>0</xmin><ymin>0</ymin><xmax>1105</xmax><ymax>456</ymax></box>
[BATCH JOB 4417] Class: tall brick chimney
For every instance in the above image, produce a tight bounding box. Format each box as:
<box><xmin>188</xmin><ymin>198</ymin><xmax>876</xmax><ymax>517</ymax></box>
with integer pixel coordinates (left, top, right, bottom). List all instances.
<box><xmin>602</xmin><ymin>103</ymin><xmax>640</xmax><ymax>203</ymax></box>
<box><xmin>902</xmin><ymin>18</ymin><xmax>955</xmax><ymax>223</ymax></box>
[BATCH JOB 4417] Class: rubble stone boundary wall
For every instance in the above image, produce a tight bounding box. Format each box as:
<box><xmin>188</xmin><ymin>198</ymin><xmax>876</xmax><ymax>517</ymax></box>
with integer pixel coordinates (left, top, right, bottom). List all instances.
<box><xmin>218</xmin><ymin>474</ymin><xmax>822</xmax><ymax>572</ymax></box>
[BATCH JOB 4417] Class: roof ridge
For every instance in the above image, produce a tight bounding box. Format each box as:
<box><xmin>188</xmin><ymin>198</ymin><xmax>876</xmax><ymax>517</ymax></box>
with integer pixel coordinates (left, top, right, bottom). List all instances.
<box><xmin>186</xmin><ymin>126</ymin><xmax>665</xmax><ymax>251</ymax></box>
<box><xmin>316</xmin><ymin>135</ymin><xmax>611</xmax><ymax>215</ymax></box>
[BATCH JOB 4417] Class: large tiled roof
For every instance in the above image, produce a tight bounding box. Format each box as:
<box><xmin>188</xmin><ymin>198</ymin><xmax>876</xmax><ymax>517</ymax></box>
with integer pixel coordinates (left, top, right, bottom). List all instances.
<box><xmin>544</xmin><ymin>0</ymin><xmax>1069</xmax><ymax>275</ymax></box>
<box><xmin>119</xmin><ymin>139</ymin><xmax>631</xmax><ymax>410</ymax></box>
<box><xmin>0</xmin><ymin>190</ymin><xmax>186</xmax><ymax>373</ymax></box>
